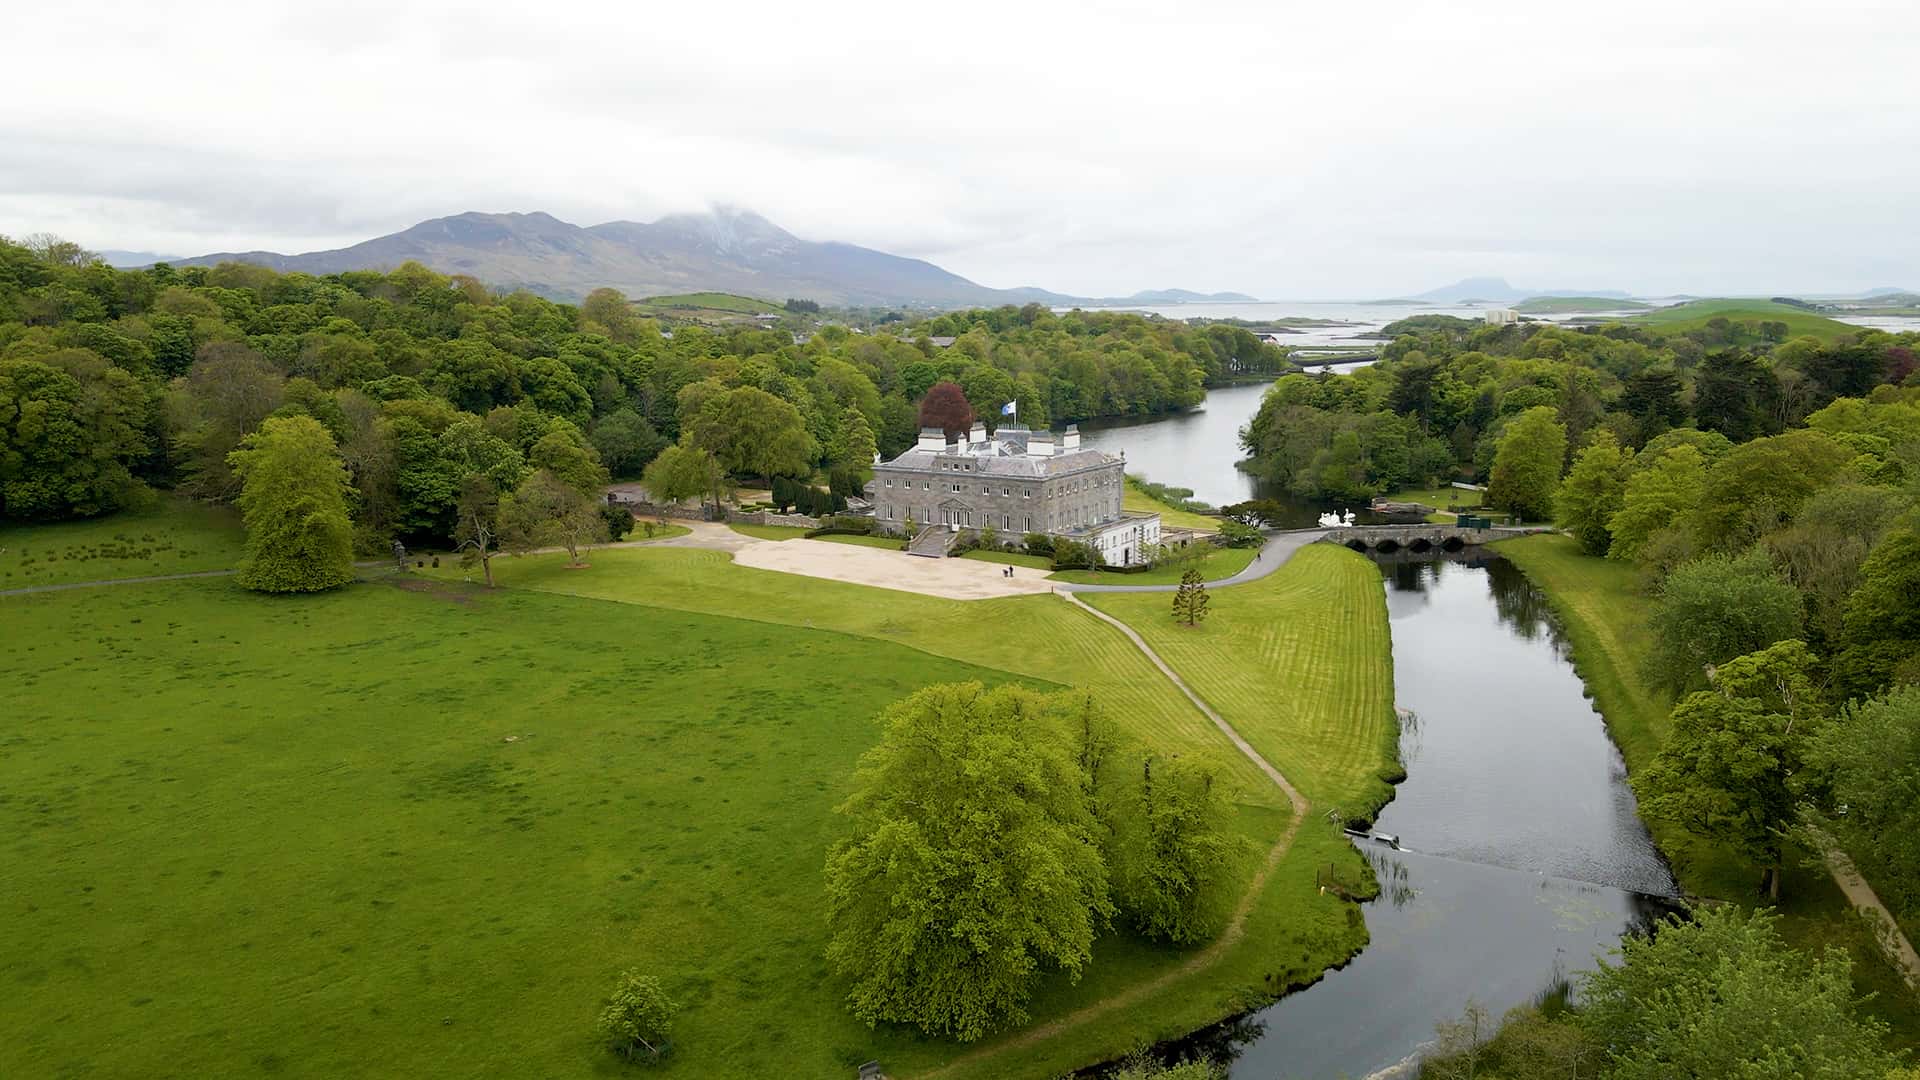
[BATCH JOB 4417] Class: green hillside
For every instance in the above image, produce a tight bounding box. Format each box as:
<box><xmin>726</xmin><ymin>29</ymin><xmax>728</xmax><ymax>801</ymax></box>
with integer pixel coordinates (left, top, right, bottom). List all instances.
<box><xmin>634</xmin><ymin>291</ymin><xmax>785</xmax><ymax>315</ymax></box>
<box><xmin>1623</xmin><ymin>298</ymin><xmax>1859</xmax><ymax>341</ymax></box>
<box><xmin>1514</xmin><ymin>296</ymin><xmax>1651</xmax><ymax>314</ymax></box>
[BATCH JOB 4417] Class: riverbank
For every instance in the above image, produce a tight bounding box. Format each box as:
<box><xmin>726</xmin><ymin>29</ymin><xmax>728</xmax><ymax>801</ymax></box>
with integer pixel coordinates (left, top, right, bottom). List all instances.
<box><xmin>1495</xmin><ymin>533</ymin><xmax>1920</xmax><ymax>1049</ymax></box>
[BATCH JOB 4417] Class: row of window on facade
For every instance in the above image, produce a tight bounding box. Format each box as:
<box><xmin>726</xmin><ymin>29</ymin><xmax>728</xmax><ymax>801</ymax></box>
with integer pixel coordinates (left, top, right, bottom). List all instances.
<box><xmin>883</xmin><ymin>477</ymin><xmax>1112</xmax><ymax>498</ymax></box>
<box><xmin>881</xmin><ymin>507</ymin><xmax>1034</xmax><ymax>532</ymax></box>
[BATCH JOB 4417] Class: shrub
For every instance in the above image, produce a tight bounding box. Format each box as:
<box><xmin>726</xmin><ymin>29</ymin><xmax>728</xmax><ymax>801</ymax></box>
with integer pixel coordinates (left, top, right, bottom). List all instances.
<box><xmin>1213</xmin><ymin>520</ymin><xmax>1264</xmax><ymax>549</ymax></box>
<box><xmin>596</xmin><ymin>970</ymin><xmax>679</xmax><ymax>1063</ymax></box>
<box><xmin>600</xmin><ymin>503</ymin><xmax>634</xmax><ymax>541</ymax></box>
<box><xmin>1023</xmin><ymin>532</ymin><xmax>1055</xmax><ymax>557</ymax></box>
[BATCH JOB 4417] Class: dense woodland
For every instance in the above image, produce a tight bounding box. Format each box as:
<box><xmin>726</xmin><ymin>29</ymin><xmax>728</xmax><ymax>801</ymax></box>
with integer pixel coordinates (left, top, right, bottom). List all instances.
<box><xmin>1263</xmin><ymin>314</ymin><xmax>1920</xmax><ymax>1076</ymax></box>
<box><xmin>1242</xmin><ymin>312</ymin><xmax>1917</xmax><ymax>502</ymax></box>
<box><xmin>0</xmin><ymin>234</ymin><xmax>1284</xmax><ymax>552</ymax></box>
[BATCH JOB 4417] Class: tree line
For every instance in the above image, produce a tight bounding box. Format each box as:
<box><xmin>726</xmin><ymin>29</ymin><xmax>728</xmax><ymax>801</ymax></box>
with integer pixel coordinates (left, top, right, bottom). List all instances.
<box><xmin>1241</xmin><ymin>312</ymin><xmax>1916</xmax><ymax>503</ymax></box>
<box><xmin>0</xmin><ymin>235</ymin><xmax>1282</xmax><ymax>560</ymax></box>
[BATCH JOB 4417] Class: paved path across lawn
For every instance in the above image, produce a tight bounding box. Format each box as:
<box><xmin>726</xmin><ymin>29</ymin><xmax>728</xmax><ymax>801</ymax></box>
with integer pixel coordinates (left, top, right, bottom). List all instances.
<box><xmin>1053</xmin><ymin>528</ymin><xmax>1329</xmax><ymax>594</ymax></box>
<box><xmin>655</xmin><ymin>522</ymin><xmax>1053</xmax><ymax>600</ymax></box>
<box><xmin>919</xmin><ymin>560</ymin><xmax>1315</xmax><ymax>1079</ymax></box>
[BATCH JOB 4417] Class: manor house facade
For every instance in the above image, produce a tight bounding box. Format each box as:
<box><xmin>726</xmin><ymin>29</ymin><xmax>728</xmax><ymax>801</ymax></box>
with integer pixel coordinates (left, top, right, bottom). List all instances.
<box><xmin>867</xmin><ymin>422</ymin><xmax>1162</xmax><ymax>566</ymax></box>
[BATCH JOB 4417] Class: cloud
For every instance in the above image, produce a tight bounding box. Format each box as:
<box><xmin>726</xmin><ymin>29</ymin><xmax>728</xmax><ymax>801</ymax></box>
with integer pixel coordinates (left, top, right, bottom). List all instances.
<box><xmin>3</xmin><ymin>0</ymin><xmax>1915</xmax><ymax>296</ymax></box>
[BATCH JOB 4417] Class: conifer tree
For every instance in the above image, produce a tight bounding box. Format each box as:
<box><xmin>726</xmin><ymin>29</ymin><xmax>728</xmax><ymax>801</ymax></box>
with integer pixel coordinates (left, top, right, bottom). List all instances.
<box><xmin>1172</xmin><ymin>567</ymin><xmax>1209</xmax><ymax>626</ymax></box>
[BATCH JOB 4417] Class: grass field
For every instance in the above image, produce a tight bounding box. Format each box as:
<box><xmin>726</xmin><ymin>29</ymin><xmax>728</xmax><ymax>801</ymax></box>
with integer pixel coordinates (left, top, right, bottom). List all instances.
<box><xmin>1512</xmin><ymin>296</ymin><xmax>1650</xmax><ymax>314</ymax></box>
<box><xmin>724</xmin><ymin>522</ymin><xmax>812</xmax><ymax>541</ymax></box>
<box><xmin>1495</xmin><ymin>533</ymin><xmax>1920</xmax><ymax>1049</ymax></box>
<box><xmin>1</xmin><ymin>517</ymin><xmax>1400</xmax><ymax>1079</ymax></box>
<box><xmin>1050</xmin><ymin>546</ymin><xmax>1256</xmax><ymax>586</ymax></box>
<box><xmin>0</xmin><ymin>577</ymin><xmax>1028</xmax><ymax>1079</ymax></box>
<box><xmin>1123</xmin><ymin>478</ymin><xmax>1219</xmax><ymax>532</ymax></box>
<box><xmin>1086</xmin><ymin>544</ymin><xmax>1399</xmax><ymax>813</ymax></box>
<box><xmin>0</xmin><ymin>496</ymin><xmax>243</xmax><ymax>587</ymax></box>
<box><xmin>1622</xmin><ymin>298</ymin><xmax>1860</xmax><ymax>342</ymax></box>
<box><xmin>633</xmin><ymin>292</ymin><xmax>784</xmax><ymax>315</ymax></box>
<box><xmin>813</xmin><ymin>533</ymin><xmax>907</xmax><ymax>551</ymax></box>
<box><xmin>415</xmin><ymin>547</ymin><xmax>1390</xmax><ymax>1076</ymax></box>
<box><xmin>958</xmin><ymin>549</ymin><xmax>1053</xmax><ymax>569</ymax></box>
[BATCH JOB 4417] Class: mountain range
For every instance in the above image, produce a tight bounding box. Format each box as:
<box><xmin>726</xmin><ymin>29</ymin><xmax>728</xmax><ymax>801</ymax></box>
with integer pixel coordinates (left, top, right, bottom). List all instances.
<box><xmin>160</xmin><ymin>208</ymin><xmax>1255</xmax><ymax>309</ymax></box>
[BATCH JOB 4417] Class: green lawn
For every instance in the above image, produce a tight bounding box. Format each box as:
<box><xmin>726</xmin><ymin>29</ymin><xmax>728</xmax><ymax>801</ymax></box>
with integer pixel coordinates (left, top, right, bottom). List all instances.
<box><xmin>1050</xmin><ymin>546</ymin><xmax>1256</xmax><ymax>586</ymax></box>
<box><xmin>1086</xmin><ymin>544</ymin><xmax>1399</xmax><ymax>814</ymax></box>
<box><xmin>959</xmin><ymin>549</ymin><xmax>1054</xmax><ymax>570</ymax></box>
<box><xmin>724</xmin><ymin>522</ymin><xmax>812</xmax><ymax>541</ymax></box>
<box><xmin>417</xmin><ymin>547</ymin><xmax>1390</xmax><ymax>1077</ymax></box>
<box><xmin>0</xmin><ymin>534</ymin><xmax>1404</xmax><ymax>1080</ymax></box>
<box><xmin>1495</xmin><ymin>533</ymin><xmax>1920</xmax><ymax>1049</ymax></box>
<box><xmin>1123</xmin><ymin>478</ymin><xmax>1219</xmax><ymax>532</ymax></box>
<box><xmin>812</xmin><ymin>533</ymin><xmax>907</xmax><ymax>551</ymax></box>
<box><xmin>1379</xmin><ymin>486</ymin><xmax>1480</xmax><ymax>524</ymax></box>
<box><xmin>625</xmin><ymin>523</ymin><xmax>691</xmax><ymax>543</ymax></box>
<box><xmin>0</xmin><ymin>496</ymin><xmax>243</xmax><ymax>588</ymax></box>
<box><xmin>0</xmin><ymin>577</ymin><xmax>1025</xmax><ymax>1079</ymax></box>
<box><xmin>1623</xmin><ymin>298</ymin><xmax>1860</xmax><ymax>342</ymax></box>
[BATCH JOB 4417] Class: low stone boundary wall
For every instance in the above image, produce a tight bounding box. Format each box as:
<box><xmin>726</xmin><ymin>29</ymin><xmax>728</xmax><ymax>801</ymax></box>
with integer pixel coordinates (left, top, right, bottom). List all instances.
<box><xmin>726</xmin><ymin>509</ymin><xmax>824</xmax><ymax>529</ymax></box>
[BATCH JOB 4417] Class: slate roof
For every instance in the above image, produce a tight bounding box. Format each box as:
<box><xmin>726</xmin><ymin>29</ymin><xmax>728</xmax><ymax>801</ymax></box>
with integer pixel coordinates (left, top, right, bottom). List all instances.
<box><xmin>878</xmin><ymin>439</ymin><xmax>1117</xmax><ymax>479</ymax></box>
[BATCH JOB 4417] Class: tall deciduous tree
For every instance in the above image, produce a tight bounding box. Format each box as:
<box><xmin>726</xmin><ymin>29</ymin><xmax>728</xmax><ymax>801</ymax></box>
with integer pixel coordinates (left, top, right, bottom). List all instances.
<box><xmin>227</xmin><ymin>415</ymin><xmax>355</xmax><ymax>592</ymax></box>
<box><xmin>1634</xmin><ymin>640</ymin><xmax>1824</xmax><ymax>898</ymax></box>
<box><xmin>917</xmin><ymin>380</ymin><xmax>974</xmax><ymax>439</ymax></box>
<box><xmin>834</xmin><ymin>405</ymin><xmax>879</xmax><ymax>482</ymax></box>
<box><xmin>824</xmin><ymin>683</ymin><xmax>1113</xmax><ymax>1041</ymax></box>
<box><xmin>1806</xmin><ymin>685</ymin><xmax>1920</xmax><ymax>915</ymax></box>
<box><xmin>1578</xmin><ymin>906</ymin><xmax>1895</xmax><ymax>1077</ymax></box>
<box><xmin>1487</xmin><ymin>406</ymin><xmax>1566</xmax><ymax>522</ymax></box>
<box><xmin>1606</xmin><ymin>445</ymin><xmax>1705</xmax><ymax>562</ymax></box>
<box><xmin>641</xmin><ymin>444</ymin><xmax>727</xmax><ymax>509</ymax></box>
<box><xmin>528</xmin><ymin>421</ymin><xmax>609</xmax><ymax>494</ymax></box>
<box><xmin>0</xmin><ymin>351</ymin><xmax>147</xmax><ymax>519</ymax></box>
<box><xmin>1644</xmin><ymin>549</ymin><xmax>1802</xmax><ymax>692</ymax></box>
<box><xmin>1834</xmin><ymin>523</ymin><xmax>1920</xmax><ymax>698</ymax></box>
<box><xmin>1691</xmin><ymin>429</ymin><xmax>1852</xmax><ymax>553</ymax></box>
<box><xmin>501</xmin><ymin>469</ymin><xmax>607</xmax><ymax>567</ymax></box>
<box><xmin>453</xmin><ymin>475</ymin><xmax>502</xmax><ymax>587</ymax></box>
<box><xmin>1555</xmin><ymin>429</ymin><xmax>1630</xmax><ymax>555</ymax></box>
<box><xmin>1107</xmin><ymin>755</ymin><xmax>1236</xmax><ymax>944</ymax></box>
<box><xmin>683</xmin><ymin>385</ymin><xmax>814</xmax><ymax>486</ymax></box>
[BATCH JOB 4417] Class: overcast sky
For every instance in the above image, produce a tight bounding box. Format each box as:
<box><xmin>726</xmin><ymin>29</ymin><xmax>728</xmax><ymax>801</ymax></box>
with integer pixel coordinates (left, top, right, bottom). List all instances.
<box><xmin>5</xmin><ymin>1</ymin><xmax>1915</xmax><ymax>298</ymax></box>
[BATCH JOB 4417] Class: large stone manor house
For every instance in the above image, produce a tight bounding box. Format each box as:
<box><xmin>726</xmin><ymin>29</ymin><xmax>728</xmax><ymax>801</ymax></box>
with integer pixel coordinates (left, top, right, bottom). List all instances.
<box><xmin>866</xmin><ymin>421</ymin><xmax>1162</xmax><ymax>566</ymax></box>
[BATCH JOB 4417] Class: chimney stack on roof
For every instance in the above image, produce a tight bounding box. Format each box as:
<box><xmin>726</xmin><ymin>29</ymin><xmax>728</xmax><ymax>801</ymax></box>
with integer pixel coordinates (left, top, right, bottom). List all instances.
<box><xmin>968</xmin><ymin>422</ymin><xmax>987</xmax><ymax>445</ymax></box>
<box><xmin>917</xmin><ymin>427</ymin><xmax>945</xmax><ymax>451</ymax></box>
<box><xmin>1062</xmin><ymin>424</ymin><xmax>1081</xmax><ymax>451</ymax></box>
<box><xmin>1029</xmin><ymin>432</ymin><xmax>1055</xmax><ymax>457</ymax></box>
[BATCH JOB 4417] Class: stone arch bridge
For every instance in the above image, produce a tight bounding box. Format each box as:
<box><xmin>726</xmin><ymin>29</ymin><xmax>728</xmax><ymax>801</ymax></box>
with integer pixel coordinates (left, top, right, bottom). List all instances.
<box><xmin>1320</xmin><ymin>523</ymin><xmax>1553</xmax><ymax>555</ymax></box>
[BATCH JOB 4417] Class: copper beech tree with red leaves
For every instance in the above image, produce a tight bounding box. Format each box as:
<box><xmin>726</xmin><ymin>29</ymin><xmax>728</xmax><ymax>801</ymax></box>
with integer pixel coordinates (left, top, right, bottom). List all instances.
<box><xmin>917</xmin><ymin>381</ymin><xmax>974</xmax><ymax>438</ymax></box>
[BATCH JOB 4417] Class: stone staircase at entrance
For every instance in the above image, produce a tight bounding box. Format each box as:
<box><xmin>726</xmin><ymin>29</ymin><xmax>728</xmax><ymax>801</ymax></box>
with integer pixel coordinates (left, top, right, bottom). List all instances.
<box><xmin>907</xmin><ymin>525</ymin><xmax>957</xmax><ymax>558</ymax></box>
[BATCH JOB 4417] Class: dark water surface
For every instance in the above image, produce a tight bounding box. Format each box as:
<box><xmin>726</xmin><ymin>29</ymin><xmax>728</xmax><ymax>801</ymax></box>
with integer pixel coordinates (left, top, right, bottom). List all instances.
<box><xmin>1080</xmin><ymin>398</ymin><xmax>1676</xmax><ymax>1079</ymax></box>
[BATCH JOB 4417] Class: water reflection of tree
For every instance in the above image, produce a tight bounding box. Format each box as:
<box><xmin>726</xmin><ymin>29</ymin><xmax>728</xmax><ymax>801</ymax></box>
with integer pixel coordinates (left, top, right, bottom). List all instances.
<box><xmin>1364</xmin><ymin>848</ymin><xmax>1420</xmax><ymax>908</ymax></box>
<box><xmin>1485</xmin><ymin>557</ymin><xmax>1562</xmax><ymax>645</ymax></box>
<box><xmin>1083</xmin><ymin>1013</ymin><xmax>1267</xmax><ymax>1077</ymax></box>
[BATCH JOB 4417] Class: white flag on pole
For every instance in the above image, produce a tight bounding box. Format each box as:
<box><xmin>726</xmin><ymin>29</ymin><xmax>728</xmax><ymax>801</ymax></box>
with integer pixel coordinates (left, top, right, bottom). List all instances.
<box><xmin>1001</xmin><ymin>400</ymin><xmax>1017</xmax><ymax>416</ymax></box>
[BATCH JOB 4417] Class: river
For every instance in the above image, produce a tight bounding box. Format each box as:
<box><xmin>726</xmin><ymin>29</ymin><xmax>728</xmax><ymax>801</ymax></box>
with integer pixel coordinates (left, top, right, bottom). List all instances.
<box><xmin>1084</xmin><ymin>387</ymin><xmax>1678</xmax><ymax>1079</ymax></box>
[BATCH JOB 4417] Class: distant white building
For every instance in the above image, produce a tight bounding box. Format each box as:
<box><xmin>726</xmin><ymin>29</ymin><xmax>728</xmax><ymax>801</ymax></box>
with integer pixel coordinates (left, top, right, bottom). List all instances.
<box><xmin>1485</xmin><ymin>308</ymin><xmax>1519</xmax><ymax>325</ymax></box>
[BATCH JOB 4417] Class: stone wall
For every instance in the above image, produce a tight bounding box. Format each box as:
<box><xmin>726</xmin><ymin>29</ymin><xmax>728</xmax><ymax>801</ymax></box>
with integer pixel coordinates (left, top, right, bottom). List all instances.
<box><xmin>726</xmin><ymin>509</ymin><xmax>823</xmax><ymax>529</ymax></box>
